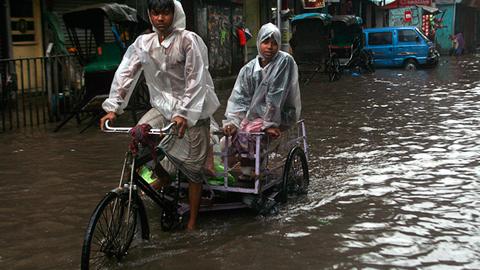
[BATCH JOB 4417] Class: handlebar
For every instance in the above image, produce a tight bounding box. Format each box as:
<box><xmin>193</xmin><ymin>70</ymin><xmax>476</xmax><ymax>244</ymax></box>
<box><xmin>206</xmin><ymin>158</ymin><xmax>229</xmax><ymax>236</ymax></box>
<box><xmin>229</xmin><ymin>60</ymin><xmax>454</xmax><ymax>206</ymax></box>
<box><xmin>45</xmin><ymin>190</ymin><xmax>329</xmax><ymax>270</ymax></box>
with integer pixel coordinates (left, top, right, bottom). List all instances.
<box><xmin>103</xmin><ymin>120</ymin><xmax>176</xmax><ymax>135</ymax></box>
<box><xmin>211</xmin><ymin>130</ymin><xmax>265</xmax><ymax>137</ymax></box>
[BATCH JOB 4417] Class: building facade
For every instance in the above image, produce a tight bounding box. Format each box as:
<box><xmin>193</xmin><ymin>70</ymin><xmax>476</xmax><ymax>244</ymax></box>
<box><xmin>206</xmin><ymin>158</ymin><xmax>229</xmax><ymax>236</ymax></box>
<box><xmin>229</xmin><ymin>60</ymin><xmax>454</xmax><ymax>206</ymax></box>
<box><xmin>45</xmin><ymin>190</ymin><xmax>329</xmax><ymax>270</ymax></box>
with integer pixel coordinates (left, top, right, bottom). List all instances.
<box><xmin>193</xmin><ymin>0</ymin><xmax>245</xmax><ymax>76</ymax></box>
<box><xmin>0</xmin><ymin>0</ymin><xmax>255</xmax><ymax>76</ymax></box>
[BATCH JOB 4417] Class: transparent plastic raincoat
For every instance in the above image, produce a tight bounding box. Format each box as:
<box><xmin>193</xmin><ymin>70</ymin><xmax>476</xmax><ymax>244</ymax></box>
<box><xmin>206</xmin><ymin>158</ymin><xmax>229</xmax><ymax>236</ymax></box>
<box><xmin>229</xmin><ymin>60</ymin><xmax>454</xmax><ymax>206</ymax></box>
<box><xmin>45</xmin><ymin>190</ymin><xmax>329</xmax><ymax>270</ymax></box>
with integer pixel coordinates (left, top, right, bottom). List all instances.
<box><xmin>223</xmin><ymin>23</ymin><xmax>301</xmax><ymax>131</ymax></box>
<box><xmin>102</xmin><ymin>0</ymin><xmax>219</xmax><ymax>127</ymax></box>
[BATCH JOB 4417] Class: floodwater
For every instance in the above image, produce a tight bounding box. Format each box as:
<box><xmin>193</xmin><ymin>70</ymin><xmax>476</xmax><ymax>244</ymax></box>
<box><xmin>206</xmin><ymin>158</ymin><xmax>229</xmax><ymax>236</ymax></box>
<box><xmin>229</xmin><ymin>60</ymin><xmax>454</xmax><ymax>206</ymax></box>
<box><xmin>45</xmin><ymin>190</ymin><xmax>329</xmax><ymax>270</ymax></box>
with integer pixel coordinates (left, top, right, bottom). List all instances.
<box><xmin>1</xmin><ymin>55</ymin><xmax>480</xmax><ymax>269</ymax></box>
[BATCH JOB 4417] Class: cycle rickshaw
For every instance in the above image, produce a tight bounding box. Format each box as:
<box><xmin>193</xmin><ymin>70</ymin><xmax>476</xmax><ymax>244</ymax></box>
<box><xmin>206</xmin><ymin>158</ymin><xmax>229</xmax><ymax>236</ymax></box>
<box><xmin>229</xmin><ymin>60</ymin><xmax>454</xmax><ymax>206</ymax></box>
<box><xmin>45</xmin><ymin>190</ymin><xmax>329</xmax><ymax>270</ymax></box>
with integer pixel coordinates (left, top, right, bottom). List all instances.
<box><xmin>80</xmin><ymin>120</ymin><xmax>310</xmax><ymax>269</ymax></box>
<box><xmin>290</xmin><ymin>12</ymin><xmax>333</xmax><ymax>85</ymax></box>
<box><xmin>328</xmin><ymin>15</ymin><xmax>375</xmax><ymax>81</ymax></box>
<box><xmin>54</xmin><ymin>3</ymin><xmax>150</xmax><ymax>132</ymax></box>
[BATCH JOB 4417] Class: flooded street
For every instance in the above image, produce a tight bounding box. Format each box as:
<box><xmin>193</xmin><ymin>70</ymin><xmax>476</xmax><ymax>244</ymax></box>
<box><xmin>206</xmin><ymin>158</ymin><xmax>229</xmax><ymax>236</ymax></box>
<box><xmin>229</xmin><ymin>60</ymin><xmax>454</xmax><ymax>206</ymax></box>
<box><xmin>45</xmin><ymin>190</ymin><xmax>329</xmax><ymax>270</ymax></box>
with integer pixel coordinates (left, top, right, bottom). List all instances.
<box><xmin>1</xmin><ymin>55</ymin><xmax>480</xmax><ymax>269</ymax></box>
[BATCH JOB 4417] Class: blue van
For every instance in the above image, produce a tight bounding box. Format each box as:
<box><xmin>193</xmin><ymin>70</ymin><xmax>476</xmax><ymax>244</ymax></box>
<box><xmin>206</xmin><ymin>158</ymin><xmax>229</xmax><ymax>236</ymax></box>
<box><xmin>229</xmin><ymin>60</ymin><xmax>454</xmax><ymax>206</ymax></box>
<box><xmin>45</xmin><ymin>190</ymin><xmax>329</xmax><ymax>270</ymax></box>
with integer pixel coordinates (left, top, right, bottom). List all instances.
<box><xmin>363</xmin><ymin>26</ymin><xmax>439</xmax><ymax>70</ymax></box>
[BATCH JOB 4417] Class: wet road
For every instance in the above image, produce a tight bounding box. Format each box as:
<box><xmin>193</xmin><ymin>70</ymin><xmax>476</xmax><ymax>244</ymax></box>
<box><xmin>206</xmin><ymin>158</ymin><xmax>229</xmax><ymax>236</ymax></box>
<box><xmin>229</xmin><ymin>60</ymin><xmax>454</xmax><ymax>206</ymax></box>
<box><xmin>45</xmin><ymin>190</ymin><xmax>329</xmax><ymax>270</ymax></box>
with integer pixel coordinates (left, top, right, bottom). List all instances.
<box><xmin>1</xmin><ymin>55</ymin><xmax>480</xmax><ymax>269</ymax></box>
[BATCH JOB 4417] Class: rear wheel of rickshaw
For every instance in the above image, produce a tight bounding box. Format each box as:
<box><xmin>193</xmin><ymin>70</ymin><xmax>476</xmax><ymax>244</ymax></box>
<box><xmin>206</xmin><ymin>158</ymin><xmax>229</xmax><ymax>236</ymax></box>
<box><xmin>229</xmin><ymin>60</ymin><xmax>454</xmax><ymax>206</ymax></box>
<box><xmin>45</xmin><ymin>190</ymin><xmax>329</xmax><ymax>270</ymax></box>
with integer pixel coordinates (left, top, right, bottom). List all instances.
<box><xmin>278</xmin><ymin>147</ymin><xmax>309</xmax><ymax>203</ymax></box>
<box><xmin>299</xmin><ymin>70</ymin><xmax>310</xmax><ymax>85</ymax></box>
<box><xmin>404</xmin><ymin>59</ymin><xmax>417</xmax><ymax>71</ymax></box>
<box><xmin>81</xmin><ymin>191</ymin><xmax>138</xmax><ymax>270</ymax></box>
<box><xmin>362</xmin><ymin>50</ymin><xmax>375</xmax><ymax>73</ymax></box>
<box><xmin>327</xmin><ymin>55</ymin><xmax>341</xmax><ymax>82</ymax></box>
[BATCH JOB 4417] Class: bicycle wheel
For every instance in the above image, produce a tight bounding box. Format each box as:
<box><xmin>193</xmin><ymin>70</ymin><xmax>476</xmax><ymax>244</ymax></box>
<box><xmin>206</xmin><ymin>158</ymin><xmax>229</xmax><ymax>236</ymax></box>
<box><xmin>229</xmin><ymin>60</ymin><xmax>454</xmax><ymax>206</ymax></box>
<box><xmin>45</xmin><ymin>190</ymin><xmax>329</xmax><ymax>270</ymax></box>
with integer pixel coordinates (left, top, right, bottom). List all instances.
<box><xmin>278</xmin><ymin>147</ymin><xmax>309</xmax><ymax>203</ymax></box>
<box><xmin>327</xmin><ymin>55</ymin><xmax>341</xmax><ymax>82</ymax></box>
<box><xmin>81</xmin><ymin>191</ymin><xmax>138</xmax><ymax>270</ymax></box>
<box><xmin>363</xmin><ymin>50</ymin><xmax>375</xmax><ymax>73</ymax></box>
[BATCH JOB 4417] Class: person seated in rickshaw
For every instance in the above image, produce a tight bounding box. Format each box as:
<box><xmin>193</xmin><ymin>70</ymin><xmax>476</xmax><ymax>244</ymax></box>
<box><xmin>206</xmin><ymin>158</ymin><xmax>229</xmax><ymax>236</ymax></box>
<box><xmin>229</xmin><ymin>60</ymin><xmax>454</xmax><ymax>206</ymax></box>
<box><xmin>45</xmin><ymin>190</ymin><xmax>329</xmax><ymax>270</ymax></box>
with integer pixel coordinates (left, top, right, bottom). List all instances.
<box><xmin>99</xmin><ymin>0</ymin><xmax>220</xmax><ymax>230</ymax></box>
<box><xmin>221</xmin><ymin>23</ymin><xmax>301</xmax><ymax>175</ymax></box>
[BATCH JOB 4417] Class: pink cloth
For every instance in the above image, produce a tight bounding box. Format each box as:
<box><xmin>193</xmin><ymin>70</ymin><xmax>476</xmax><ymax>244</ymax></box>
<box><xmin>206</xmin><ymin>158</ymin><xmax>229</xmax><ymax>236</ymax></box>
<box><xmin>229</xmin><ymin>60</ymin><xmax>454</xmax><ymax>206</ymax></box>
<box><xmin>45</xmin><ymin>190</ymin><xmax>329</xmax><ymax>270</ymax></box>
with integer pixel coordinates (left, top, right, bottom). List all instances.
<box><xmin>231</xmin><ymin>118</ymin><xmax>265</xmax><ymax>160</ymax></box>
<box><xmin>240</xmin><ymin>118</ymin><xmax>264</xmax><ymax>132</ymax></box>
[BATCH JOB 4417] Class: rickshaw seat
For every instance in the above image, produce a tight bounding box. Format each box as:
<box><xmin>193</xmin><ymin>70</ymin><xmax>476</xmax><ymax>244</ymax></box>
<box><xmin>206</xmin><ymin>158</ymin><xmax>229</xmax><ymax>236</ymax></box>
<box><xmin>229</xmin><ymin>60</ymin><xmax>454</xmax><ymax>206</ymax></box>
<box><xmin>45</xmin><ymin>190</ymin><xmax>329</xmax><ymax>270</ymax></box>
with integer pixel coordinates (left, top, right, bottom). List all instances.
<box><xmin>83</xmin><ymin>42</ymin><xmax>123</xmax><ymax>73</ymax></box>
<box><xmin>329</xmin><ymin>44</ymin><xmax>352</xmax><ymax>49</ymax></box>
<box><xmin>54</xmin><ymin>42</ymin><xmax>126</xmax><ymax>133</ymax></box>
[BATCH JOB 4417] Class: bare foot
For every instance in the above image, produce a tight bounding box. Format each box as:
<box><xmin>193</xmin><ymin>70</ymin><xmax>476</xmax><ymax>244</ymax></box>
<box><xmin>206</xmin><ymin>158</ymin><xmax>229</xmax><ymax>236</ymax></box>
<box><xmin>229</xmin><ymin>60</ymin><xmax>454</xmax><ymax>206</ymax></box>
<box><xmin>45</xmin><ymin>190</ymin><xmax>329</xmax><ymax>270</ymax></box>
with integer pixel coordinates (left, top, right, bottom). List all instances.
<box><xmin>186</xmin><ymin>222</ymin><xmax>196</xmax><ymax>231</ymax></box>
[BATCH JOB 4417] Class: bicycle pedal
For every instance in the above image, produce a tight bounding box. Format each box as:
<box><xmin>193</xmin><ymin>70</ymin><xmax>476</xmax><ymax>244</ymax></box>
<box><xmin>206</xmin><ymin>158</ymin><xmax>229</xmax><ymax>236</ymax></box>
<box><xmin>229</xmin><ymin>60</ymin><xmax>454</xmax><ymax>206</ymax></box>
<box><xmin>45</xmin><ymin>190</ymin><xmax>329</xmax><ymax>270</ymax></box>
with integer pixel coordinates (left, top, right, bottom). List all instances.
<box><xmin>200</xmin><ymin>197</ymin><xmax>213</xmax><ymax>207</ymax></box>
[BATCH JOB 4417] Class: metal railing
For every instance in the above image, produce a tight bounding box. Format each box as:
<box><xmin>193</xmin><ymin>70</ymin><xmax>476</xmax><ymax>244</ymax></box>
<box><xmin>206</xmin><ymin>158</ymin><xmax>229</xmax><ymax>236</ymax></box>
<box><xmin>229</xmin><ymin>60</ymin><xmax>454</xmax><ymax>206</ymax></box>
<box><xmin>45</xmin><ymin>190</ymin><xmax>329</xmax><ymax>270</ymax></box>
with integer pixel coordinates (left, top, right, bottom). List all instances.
<box><xmin>0</xmin><ymin>55</ymin><xmax>83</xmax><ymax>132</ymax></box>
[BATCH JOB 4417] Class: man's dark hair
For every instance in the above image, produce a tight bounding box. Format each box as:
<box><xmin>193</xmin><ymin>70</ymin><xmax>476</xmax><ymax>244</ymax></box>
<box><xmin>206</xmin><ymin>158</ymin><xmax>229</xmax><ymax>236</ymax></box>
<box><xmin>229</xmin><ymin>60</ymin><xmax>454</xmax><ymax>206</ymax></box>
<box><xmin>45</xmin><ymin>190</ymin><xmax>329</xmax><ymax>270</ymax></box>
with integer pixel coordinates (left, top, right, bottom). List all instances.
<box><xmin>148</xmin><ymin>0</ymin><xmax>174</xmax><ymax>13</ymax></box>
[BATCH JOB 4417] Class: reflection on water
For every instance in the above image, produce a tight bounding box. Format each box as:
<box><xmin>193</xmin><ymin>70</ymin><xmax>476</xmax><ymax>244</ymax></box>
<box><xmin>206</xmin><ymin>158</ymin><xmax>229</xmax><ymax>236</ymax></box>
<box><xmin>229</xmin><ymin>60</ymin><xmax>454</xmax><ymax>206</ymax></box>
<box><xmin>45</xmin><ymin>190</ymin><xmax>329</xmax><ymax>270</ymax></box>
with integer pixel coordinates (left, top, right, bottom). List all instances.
<box><xmin>1</xmin><ymin>56</ymin><xmax>480</xmax><ymax>269</ymax></box>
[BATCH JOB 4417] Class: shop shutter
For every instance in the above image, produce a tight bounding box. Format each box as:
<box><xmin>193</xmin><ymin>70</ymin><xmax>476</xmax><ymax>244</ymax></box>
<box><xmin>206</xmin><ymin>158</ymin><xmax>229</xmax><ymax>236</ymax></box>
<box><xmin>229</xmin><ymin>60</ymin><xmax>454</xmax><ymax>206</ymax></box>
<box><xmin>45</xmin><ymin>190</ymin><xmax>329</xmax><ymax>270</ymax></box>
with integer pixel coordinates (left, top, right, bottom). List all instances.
<box><xmin>51</xmin><ymin>0</ymin><xmax>118</xmax><ymax>53</ymax></box>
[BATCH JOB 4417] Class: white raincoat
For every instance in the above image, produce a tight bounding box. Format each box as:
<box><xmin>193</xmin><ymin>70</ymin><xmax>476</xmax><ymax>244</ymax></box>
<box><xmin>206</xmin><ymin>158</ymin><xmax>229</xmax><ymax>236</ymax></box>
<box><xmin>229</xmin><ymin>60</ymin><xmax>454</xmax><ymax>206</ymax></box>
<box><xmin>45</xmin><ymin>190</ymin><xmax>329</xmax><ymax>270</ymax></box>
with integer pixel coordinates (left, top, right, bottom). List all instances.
<box><xmin>223</xmin><ymin>23</ymin><xmax>301</xmax><ymax>131</ymax></box>
<box><xmin>102</xmin><ymin>0</ymin><xmax>219</xmax><ymax>128</ymax></box>
<box><xmin>103</xmin><ymin>1</ymin><xmax>219</xmax><ymax>183</ymax></box>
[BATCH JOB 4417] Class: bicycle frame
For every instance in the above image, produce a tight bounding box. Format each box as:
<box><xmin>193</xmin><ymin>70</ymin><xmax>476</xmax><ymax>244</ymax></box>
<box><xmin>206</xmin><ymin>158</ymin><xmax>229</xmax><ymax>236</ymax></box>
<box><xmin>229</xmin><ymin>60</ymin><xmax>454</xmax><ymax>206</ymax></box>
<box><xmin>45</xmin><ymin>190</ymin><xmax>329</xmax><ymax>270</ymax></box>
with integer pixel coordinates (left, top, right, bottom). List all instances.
<box><xmin>105</xmin><ymin>120</ymin><xmax>180</xmax><ymax>212</ymax></box>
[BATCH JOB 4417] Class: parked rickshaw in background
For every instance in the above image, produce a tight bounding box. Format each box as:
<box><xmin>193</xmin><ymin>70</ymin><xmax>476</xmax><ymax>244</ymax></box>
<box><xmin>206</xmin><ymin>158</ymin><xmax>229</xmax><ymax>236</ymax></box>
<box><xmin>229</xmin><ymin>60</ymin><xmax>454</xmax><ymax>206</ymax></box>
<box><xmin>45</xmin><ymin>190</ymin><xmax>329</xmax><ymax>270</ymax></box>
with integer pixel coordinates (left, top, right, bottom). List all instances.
<box><xmin>290</xmin><ymin>13</ymin><xmax>374</xmax><ymax>84</ymax></box>
<box><xmin>328</xmin><ymin>15</ymin><xmax>374</xmax><ymax>81</ymax></box>
<box><xmin>289</xmin><ymin>13</ymin><xmax>332</xmax><ymax>85</ymax></box>
<box><xmin>55</xmin><ymin>3</ymin><xmax>150</xmax><ymax>132</ymax></box>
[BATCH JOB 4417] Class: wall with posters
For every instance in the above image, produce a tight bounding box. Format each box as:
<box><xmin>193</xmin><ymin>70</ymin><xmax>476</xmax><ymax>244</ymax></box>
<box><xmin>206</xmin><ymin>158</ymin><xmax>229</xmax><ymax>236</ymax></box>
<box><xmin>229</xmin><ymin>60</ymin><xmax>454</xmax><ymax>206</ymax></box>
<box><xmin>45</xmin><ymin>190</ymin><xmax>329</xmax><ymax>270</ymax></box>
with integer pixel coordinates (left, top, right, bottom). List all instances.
<box><xmin>205</xmin><ymin>4</ymin><xmax>244</xmax><ymax>76</ymax></box>
<box><xmin>389</xmin><ymin>7</ymin><xmax>422</xmax><ymax>28</ymax></box>
<box><xmin>434</xmin><ymin>4</ymin><xmax>455</xmax><ymax>54</ymax></box>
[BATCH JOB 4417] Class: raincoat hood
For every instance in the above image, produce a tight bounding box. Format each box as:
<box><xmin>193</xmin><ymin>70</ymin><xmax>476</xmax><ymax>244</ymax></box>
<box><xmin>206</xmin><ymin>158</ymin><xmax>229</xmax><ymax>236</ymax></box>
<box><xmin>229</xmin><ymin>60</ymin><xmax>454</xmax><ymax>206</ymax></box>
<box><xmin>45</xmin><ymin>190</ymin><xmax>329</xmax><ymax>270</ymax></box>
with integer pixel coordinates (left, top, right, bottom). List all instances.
<box><xmin>256</xmin><ymin>23</ymin><xmax>281</xmax><ymax>60</ymax></box>
<box><xmin>148</xmin><ymin>0</ymin><xmax>186</xmax><ymax>34</ymax></box>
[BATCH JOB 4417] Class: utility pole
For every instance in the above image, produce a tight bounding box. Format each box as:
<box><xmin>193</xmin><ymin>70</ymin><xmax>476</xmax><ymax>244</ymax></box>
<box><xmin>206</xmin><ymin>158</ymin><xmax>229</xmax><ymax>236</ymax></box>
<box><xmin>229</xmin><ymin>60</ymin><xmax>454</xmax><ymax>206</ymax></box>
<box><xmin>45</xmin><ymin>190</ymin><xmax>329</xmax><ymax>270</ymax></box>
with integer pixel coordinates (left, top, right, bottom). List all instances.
<box><xmin>383</xmin><ymin>0</ymin><xmax>386</xmax><ymax>26</ymax></box>
<box><xmin>279</xmin><ymin>0</ymin><xmax>290</xmax><ymax>52</ymax></box>
<box><xmin>3</xmin><ymin>0</ymin><xmax>13</xmax><ymax>59</ymax></box>
<box><xmin>452</xmin><ymin>0</ymin><xmax>456</xmax><ymax>37</ymax></box>
<box><xmin>277</xmin><ymin>0</ymin><xmax>281</xmax><ymax>32</ymax></box>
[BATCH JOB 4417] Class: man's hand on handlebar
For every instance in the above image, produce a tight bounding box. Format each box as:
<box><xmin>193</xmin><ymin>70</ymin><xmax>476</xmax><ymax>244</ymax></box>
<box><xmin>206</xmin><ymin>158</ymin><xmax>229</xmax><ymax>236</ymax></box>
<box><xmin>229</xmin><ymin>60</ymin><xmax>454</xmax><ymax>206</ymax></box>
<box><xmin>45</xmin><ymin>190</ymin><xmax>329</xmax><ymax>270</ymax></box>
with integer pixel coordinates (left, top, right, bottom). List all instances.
<box><xmin>172</xmin><ymin>115</ymin><xmax>187</xmax><ymax>138</ymax></box>
<box><xmin>223</xmin><ymin>124</ymin><xmax>237</xmax><ymax>137</ymax></box>
<box><xmin>100</xmin><ymin>112</ymin><xmax>117</xmax><ymax>131</ymax></box>
<box><xmin>265</xmin><ymin>127</ymin><xmax>281</xmax><ymax>139</ymax></box>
